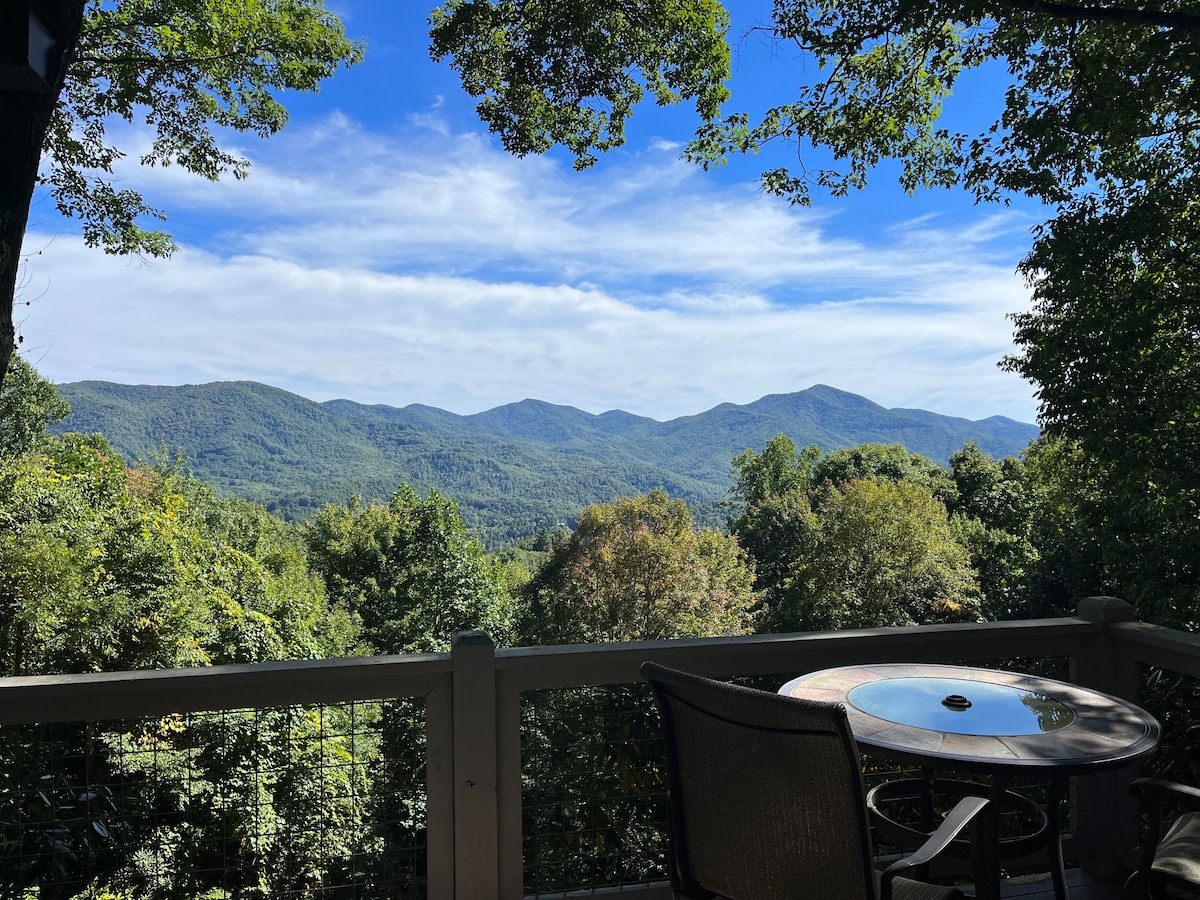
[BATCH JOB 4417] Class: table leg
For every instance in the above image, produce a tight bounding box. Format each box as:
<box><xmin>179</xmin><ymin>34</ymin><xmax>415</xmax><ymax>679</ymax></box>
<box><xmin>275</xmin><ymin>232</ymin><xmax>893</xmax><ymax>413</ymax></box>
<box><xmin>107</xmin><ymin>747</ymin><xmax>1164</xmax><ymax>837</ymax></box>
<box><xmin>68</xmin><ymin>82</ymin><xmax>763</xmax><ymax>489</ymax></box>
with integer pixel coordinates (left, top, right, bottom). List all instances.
<box><xmin>1046</xmin><ymin>777</ymin><xmax>1069</xmax><ymax>900</ymax></box>
<box><xmin>916</xmin><ymin>768</ymin><xmax>936</xmax><ymax>882</ymax></box>
<box><xmin>972</xmin><ymin>776</ymin><xmax>1009</xmax><ymax>900</ymax></box>
<box><xmin>919</xmin><ymin>768</ymin><xmax>935</xmax><ymax>832</ymax></box>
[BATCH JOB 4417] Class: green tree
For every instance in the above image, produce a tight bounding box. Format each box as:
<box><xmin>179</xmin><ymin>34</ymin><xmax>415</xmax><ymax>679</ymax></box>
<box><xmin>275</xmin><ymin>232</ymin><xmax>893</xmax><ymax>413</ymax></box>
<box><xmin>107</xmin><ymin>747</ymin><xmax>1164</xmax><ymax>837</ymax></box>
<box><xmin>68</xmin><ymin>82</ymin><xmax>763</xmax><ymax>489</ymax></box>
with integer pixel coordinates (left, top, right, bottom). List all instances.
<box><xmin>1017</xmin><ymin>435</ymin><xmax>1110</xmax><ymax>615</ymax></box>
<box><xmin>429</xmin><ymin>0</ymin><xmax>731</xmax><ymax>171</ymax></box>
<box><xmin>98</xmin><ymin>702</ymin><xmax>374</xmax><ymax>899</ymax></box>
<box><xmin>813</xmin><ymin>442</ymin><xmax>956</xmax><ymax>502</ymax></box>
<box><xmin>306</xmin><ymin>486</ymin><xmax>516</xmax><ymax>653</ymax></box>
<box><xmin>49</xmin><ymin>0</ymin><xmax>362</xmax><ymax>258</ymax></box>
<box><xmin>1004</xmin><ymin>198</ymin><xmax>1200</xmax><ymax>626</ymax></box>
<box><xmin>944</xmin><ymin>436</ymin><xmax>1119</xmax><ymax>622</ymax></box>
<box><xmin>0</xmin><ymin>433</ymin><xmax>370</xmax><ymax>897</ymax></box>
<box><xmin>947</xmin><ymin>443</ymin><xmax>1025</xmax><ymax>533</ymax></box>
<box><xmin>945</xmin><ymin>442</ymin><xmax>1041</xmax><ymax>621</ymax></box>
<box><xmin>729</xmin><ymin>487</ymin><xmax>815</xmax><ymax>614</ymax></box>
<box><xmin>728</xmin><ymin>438</ymin><xmax>976</xmax><ymax>629</ymax></box>
<box><xmin>1</xmin><ymin>0</ymin><xmax>362</xmax><ymax>394</ymax></box>
<box><xmin>728</xmin><ymin>435</ymin><xmax>820</xmax><ymax>611</ymax></box>
<box><xmin>777</xmin><ymin>478</ymin><xmax>981</xmax><ymax>632</ymax></box>
<box><xmin>0</xmin><ymin>431</ymin><xmax>189</xmax><ymax>676</ymax></box>
<box><xmin>729</xmin><ymin>433</ymin><xmax>818</xmax><ymax>507</ymax></box>
<box><xmin>522</xmin><ymin>488</ymin><xmax>757</xmax><ymax>645</ymax></box>
<box><xmin>0</xmin><ymin>357</ymin><xmax>70</xmax><ymax>458</ymax></box>
<box><xmin>0</xmin><ymin>433</ymin><xmax>347</xmax><ymax>676</ymax></box>
<box><xmin>681</xmin><ymin>0</ymin><xmax>1200</xmax><ymax>211</ymax></box>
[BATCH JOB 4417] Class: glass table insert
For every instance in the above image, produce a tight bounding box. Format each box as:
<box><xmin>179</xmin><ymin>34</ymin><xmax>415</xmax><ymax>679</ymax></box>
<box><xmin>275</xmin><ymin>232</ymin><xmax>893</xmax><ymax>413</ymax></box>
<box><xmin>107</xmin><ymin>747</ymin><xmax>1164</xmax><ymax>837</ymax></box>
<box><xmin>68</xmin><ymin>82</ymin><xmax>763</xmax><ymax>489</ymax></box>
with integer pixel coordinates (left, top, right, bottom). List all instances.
<box><xmin>846</xmin><ymin>676</ymin><xmax>1076</xmax><ymax>737</ymax></box>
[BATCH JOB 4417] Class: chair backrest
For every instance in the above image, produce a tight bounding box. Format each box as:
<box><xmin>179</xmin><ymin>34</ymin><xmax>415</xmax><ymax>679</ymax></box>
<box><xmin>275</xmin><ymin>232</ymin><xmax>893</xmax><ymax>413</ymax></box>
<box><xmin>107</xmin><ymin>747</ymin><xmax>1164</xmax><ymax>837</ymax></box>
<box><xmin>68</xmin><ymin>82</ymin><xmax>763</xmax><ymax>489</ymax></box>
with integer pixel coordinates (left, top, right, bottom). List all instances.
<box><xmin>642</xmin><ymin>661</ymin><xmax>877</xmax><ymax>900</ymax></box>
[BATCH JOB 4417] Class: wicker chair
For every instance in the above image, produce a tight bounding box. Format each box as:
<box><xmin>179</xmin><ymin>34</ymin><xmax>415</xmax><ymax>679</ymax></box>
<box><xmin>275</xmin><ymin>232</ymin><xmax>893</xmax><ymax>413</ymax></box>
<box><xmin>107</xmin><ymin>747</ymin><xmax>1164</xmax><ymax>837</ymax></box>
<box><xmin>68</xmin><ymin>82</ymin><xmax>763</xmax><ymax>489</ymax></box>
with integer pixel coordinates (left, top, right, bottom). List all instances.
<box><xmin>1126</xmin><ymin>778</ymin><xmax>1200</xmax><ymax>898</ymax></box>
<box><xmin>641</xmin><ymin>662</ymin><xmax>992</xmax><ymax>900</ymax></box>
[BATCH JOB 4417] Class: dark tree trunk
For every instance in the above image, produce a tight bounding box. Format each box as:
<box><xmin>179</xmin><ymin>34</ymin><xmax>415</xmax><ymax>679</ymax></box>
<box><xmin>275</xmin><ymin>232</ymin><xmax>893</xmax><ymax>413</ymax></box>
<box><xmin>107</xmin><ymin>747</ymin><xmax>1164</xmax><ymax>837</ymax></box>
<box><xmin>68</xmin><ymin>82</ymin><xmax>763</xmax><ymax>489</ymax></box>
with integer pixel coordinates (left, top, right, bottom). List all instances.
<box><xmin>0</xmin><ymin>0</ymin><xmax>87</xmax><ymax>396</ymax></box>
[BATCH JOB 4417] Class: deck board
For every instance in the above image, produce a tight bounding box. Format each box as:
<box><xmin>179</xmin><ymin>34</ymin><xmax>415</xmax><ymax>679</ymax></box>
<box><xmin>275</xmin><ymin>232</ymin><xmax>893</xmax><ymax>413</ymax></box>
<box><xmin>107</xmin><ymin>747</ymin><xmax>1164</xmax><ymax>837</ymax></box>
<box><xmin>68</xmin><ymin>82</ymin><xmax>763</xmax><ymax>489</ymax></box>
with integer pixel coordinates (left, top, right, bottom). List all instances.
<box><xmin>998</xmin><ymin>869</ymin><xmax>1126</xmax><ymax>899</ymax></box>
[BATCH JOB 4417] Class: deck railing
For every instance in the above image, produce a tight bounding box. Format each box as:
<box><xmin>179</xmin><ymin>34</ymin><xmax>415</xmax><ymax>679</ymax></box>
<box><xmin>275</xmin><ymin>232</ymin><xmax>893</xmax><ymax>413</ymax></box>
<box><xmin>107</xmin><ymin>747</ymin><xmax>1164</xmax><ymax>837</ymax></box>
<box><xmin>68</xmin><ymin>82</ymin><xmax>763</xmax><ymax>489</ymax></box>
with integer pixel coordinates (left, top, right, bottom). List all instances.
<box><xmin>1</xmin><ymin>596</ymin><xmax>1197</xmax><ymax>899</ymax></box>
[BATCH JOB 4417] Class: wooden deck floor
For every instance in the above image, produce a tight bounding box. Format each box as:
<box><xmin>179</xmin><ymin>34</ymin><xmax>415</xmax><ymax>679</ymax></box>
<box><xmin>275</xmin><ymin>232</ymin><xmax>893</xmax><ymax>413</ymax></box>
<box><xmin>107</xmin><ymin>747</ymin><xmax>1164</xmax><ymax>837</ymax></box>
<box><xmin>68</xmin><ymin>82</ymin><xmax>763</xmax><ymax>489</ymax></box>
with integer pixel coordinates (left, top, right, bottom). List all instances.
<box><xmin>997</xmin><ymin>868</ymin><xmax>1126</xmax><ymax>899</ymax></box>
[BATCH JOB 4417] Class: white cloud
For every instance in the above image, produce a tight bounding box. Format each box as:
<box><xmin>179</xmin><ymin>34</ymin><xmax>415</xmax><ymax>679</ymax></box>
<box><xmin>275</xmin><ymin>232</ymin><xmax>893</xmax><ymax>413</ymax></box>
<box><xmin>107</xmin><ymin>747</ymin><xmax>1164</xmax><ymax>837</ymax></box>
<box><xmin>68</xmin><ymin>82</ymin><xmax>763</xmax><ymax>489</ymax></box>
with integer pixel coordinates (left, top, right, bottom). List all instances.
<box><xmin>21</xmin><ymin>115</ymin><xmax>1039</xmax><ymax>423</ymax></box>
<box><xmin>77</xmin><ymin>116</ymin><xmax>1026</xmax><ymax>290</ymax></box>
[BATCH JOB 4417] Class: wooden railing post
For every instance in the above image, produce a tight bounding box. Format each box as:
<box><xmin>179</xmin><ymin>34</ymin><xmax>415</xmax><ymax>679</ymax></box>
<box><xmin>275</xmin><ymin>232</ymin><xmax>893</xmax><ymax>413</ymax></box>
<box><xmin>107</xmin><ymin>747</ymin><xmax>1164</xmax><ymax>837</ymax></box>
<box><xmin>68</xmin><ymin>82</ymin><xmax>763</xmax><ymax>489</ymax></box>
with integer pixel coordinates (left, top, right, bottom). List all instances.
<box><xmin>452</xmin><ymin>631</ymin><xmax>499</xmax><ymax>899</ymax></box>
<box><xmin>1071</xmin><ymin>596</ymin><xmax>1142</xmax><ymax>878</ymax></box>
<box><xmin>426</xmin><ymin>673</ymin><xmax>455</xmax><ymax>900</ymax></box>
<box><xmin>496</xmin><ymin>673</ymin><xmax>524</xmax><ymax>900</ymax></box>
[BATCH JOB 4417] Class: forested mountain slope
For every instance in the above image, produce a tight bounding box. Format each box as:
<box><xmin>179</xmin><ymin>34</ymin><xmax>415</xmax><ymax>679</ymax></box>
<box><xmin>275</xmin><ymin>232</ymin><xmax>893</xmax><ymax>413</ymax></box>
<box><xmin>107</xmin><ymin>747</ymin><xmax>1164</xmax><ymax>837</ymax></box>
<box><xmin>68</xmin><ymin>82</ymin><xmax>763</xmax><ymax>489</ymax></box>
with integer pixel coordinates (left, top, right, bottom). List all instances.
<box><xmin>55</xmin><ymin>381</ymin><xmax>1039</xmax><ymax>546</ymax></box>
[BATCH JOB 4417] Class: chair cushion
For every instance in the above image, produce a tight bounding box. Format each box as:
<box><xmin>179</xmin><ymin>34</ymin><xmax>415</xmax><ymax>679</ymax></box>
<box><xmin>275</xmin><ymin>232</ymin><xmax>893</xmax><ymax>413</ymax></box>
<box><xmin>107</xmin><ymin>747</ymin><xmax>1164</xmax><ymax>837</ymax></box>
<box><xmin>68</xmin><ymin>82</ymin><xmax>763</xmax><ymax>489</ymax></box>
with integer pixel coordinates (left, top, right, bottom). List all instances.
<box><xmin>1152</xmin><ymin>810</ymin><xmax>1200</xmax><ymax>888</ymax></box>
<box><xmin>881</xmin><ymin>872</ymin><xmax>966</xmax><ymax>900</ymax></box>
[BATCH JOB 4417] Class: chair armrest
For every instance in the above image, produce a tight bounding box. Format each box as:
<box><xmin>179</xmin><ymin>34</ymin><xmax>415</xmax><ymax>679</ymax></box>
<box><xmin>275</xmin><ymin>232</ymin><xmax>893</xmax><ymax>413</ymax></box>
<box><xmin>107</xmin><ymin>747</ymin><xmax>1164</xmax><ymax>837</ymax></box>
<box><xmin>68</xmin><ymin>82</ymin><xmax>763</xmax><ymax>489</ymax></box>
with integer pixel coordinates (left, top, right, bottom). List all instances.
<box><xmin>1131</xmin><ymin>777</ymin><xmax>1200</xmax><ymax>805</ymax></box>
<box><xmin>1128</xmin><ymin>776</ymin><xmax>1200</xmax><ymax>892</ymax></box>
<box><xmin>879</xmin><ymin>796</ymin><xmax>990</xmax><ymax>900</ymax></box>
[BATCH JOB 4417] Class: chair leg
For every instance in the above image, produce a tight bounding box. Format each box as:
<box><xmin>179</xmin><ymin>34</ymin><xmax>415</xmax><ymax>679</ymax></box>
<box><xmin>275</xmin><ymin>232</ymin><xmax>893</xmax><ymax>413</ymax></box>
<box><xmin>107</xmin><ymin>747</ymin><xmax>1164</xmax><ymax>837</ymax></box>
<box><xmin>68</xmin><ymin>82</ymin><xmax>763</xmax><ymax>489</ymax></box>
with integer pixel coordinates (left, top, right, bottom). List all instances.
<box><xmin>915</xmin><ymin>769</ymin><xmax>935</xmax><ymax>882</ymax></box>
<box><xmin>971</xmin><ymin>777</ymin><xmax>1007</xmax><ymax>900</ymax></box>
<box><xmin>1123</xmin><ymin>871</ymin><xmax>1150</xmax><ymax>899</ymax></box>
<box><xmin>970</xmin><ymin>811</ymin><xmax>997</xmax><ymax>900</ymax></box>
<box><xmin>1043</xmin><ymin>777</ymin><xmax>1069</xmax><ymax>900</ymax></box>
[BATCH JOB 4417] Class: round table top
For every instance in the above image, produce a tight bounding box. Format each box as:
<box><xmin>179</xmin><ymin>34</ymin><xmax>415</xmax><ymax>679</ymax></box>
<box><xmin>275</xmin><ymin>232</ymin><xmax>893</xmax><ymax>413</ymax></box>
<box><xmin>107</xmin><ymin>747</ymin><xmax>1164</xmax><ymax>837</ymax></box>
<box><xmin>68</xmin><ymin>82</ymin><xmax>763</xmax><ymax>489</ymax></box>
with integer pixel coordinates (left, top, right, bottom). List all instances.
<box><xmin>778</xmin><ymin>663</ymin><xmax>1161</xmax><ymax>775</ymax></box>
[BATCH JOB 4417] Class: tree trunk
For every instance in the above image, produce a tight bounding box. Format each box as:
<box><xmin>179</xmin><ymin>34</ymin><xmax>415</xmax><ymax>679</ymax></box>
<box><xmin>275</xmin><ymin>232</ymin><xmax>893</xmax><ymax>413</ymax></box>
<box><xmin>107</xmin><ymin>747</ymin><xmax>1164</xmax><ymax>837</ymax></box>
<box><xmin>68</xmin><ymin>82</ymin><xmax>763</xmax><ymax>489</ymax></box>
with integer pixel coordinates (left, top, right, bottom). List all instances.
<box><xmin>0</xmin><ymin>0</ymin><xmax>88</xmax><ymax>396</ymax></box>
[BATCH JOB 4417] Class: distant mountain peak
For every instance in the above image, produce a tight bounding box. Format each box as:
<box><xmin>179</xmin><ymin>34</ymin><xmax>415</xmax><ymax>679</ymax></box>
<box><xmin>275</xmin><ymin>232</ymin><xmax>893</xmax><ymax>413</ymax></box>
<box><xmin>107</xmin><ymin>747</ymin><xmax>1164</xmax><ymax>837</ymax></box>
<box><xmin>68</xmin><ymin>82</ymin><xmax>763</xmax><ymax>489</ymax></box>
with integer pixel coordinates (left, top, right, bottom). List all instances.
<box><xmin>53</xmin><ymin>379</ymin><xmax>1039</xmax><ymax>547</ymax></box>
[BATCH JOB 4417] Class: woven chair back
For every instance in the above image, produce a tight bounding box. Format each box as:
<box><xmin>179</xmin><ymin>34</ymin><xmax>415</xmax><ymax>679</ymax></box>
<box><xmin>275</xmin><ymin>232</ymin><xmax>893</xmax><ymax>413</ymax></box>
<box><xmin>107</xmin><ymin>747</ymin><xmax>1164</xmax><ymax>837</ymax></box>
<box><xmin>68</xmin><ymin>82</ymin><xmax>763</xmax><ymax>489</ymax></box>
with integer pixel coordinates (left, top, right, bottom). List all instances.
<box><xmin>643</xmin><ymin>661</ymin><xmax>878</xmax><ymax>900</ymax></box>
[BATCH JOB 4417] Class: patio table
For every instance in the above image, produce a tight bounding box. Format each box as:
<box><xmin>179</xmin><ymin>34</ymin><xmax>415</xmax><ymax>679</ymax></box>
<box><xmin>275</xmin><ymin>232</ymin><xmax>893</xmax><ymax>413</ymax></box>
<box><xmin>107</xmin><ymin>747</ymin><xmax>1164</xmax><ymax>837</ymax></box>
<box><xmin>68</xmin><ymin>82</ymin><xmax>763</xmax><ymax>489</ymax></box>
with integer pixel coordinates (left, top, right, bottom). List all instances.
<box><xmin>779</xmin><ymin>663</ymin><xmax>1161</xmax><ymax>900</ymax></box>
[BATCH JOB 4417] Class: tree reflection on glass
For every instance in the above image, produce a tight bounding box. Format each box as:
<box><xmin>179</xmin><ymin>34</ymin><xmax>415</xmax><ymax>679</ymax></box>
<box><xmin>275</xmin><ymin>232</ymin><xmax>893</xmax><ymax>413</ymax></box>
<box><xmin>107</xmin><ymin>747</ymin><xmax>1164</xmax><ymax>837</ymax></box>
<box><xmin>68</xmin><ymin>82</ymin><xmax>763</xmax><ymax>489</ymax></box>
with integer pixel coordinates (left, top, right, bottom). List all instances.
<box><xmin>1021</xmin><ymin>693</ymin><xmax>1076</xmax><ymax>732</ymax></box>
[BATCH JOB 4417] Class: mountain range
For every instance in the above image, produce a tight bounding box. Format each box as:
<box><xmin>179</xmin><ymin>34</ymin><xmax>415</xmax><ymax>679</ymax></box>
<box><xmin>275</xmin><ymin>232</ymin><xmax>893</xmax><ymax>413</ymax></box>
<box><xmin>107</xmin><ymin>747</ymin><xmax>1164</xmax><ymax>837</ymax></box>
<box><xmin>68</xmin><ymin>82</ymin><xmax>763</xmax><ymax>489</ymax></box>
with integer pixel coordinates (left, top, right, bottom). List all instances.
<box><xmin>52</xmin><ymin>381</ymin><xmax>1040</xmax><ymax>547</ymax></box>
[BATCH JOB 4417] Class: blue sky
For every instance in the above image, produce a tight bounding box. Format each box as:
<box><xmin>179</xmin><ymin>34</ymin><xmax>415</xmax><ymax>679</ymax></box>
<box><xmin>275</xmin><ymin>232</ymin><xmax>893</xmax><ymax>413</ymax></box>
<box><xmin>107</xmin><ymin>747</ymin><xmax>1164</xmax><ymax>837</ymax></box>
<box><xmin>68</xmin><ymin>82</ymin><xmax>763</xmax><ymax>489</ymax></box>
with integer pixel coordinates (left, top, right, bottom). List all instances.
<box><xmin>21</xmin><ymin>1</ymin><xmax>1045</xmax><ymax>424</ymax></box>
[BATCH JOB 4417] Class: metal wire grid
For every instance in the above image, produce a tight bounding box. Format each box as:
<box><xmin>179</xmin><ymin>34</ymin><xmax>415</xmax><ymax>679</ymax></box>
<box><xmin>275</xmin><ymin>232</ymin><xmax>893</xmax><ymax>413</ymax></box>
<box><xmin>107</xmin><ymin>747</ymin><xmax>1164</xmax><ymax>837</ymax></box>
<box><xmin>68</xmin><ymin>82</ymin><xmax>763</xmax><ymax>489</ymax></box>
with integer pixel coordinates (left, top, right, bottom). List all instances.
<box><xmin>1140</xmin><ymin>665</ymin><xmax>1200</xmax><ymax>782</ymax></box>
<box><xmin>520</xmin><ymin>684</ymin><xmax>667</xmax><ymax>895</ymax></box>
<box><xmin>1137</xmin><ymin>664</ymin><xmax>1200</xmax><ymax>829</ymax></box>
<box><xmin>0</xmin><ymin>698</ymin><xmax>428</xmax><ymax>899</ymax></box>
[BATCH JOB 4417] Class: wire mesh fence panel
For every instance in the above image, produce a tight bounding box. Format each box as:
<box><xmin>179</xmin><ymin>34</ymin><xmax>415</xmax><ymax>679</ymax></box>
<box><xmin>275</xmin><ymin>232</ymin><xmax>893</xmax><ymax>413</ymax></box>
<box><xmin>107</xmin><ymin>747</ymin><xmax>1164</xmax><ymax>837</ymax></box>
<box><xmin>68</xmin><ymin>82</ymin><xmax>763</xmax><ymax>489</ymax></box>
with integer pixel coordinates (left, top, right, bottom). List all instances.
<box><xmin>0</xmin><ymin>698</ymin><xmax>428</xmax><ymax>900</ymax></box>
<box><xmin>1140</xmin><ymin>665</ymin><xmax>1200</xmax><ymax>785</ymax></box>
<box><xmin>521</xmin><ymin>684</ymin><xmax>667</xmax><ymax>895</ymax></box>
<box><xmin>1136</xmin><ymin>664</ymin><xmax>1200</xmax><ymax>836</ymax></box>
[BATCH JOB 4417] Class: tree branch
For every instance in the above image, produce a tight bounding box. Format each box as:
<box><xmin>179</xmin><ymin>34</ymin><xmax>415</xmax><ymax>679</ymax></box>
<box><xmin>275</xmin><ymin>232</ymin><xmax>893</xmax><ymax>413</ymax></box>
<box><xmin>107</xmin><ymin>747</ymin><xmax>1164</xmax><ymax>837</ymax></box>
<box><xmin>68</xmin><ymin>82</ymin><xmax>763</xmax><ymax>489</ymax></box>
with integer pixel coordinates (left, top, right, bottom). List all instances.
<box><xmin>73</xmin><ymin>49</ymin><xmax>273</xmax><ymax>69</ymax></box>
<box><xmin>999</xmin><ymin>0</ymin><xmax>1200</xmax><ymax>30</ymax></box>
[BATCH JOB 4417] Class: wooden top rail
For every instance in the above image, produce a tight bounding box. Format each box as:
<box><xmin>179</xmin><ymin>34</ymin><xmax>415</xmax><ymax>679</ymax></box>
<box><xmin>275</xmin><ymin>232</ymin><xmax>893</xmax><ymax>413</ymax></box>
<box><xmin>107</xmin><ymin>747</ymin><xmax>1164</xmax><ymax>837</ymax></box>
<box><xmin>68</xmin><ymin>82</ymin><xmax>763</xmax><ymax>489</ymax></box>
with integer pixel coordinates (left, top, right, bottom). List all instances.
<box><xmin>1109</xmin><ymin>620</ymin><xmax>1200</xmax><ymax>679</ymax></box>
<box><xmin>494</xmin><ymin>617</ymin><xmax>1098</xmax><ymax>691</ymax></box>
<box><xmin>0</xmin><ymin>610</ymin><xmax>1178</xmax><ymax>726</ymax></box>
<box><xmin>0</xmin><ymin>651</ymin><xmax>452</xmax><ymax>724</ymax></box>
